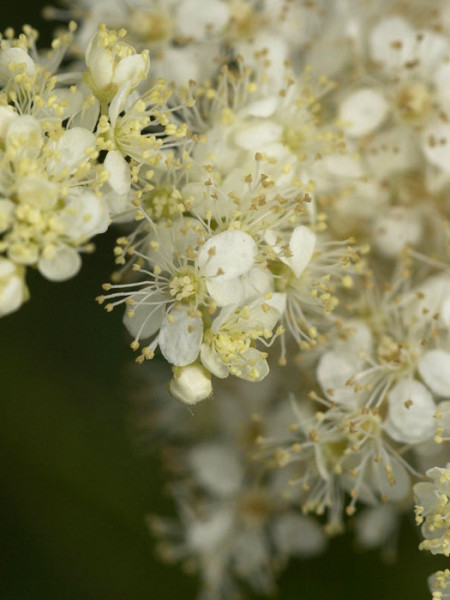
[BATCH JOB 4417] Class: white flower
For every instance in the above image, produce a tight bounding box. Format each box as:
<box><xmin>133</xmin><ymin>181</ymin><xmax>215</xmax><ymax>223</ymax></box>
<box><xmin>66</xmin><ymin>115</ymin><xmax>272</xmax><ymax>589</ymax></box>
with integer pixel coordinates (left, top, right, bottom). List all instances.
<box><xmin>429</xmin><ymin>570</ymin><xmax>450</xmax><ymax>600</ymax></box>
<box><xmin>339</xmin><ymin>88</ymin><xmax>389</xmax><ymax>138</ymax></box>
<box><xmin>414</xmin><ymin>464</ymin><xmax>450</xmax><ymax>556</ymax></box>
<box><xmin>0</xmin><ymin>114</ymin><xmax>109</xmax><ymax>286</ymax></box>
<box><xmin>103</xmin><ymin>222</ymin><xmax>261</xmax><ymax>375</ymax></box>
<box><xmin>200</xmin><ymin>300</ymin><xmax>280</xmax><ymax>382</ymax></box>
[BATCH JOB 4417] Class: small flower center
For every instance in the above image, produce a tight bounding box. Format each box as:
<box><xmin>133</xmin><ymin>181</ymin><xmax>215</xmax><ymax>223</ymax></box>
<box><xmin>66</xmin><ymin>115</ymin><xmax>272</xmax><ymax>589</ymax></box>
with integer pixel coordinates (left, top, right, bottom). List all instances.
<box><xmin>214</xmin><ymin>332</ymin><xmax>251</xmax><ymax>362</ymax></box>
<box><xmin>395</xmin><ymin>80</ymin><xmax>431</xmax><ymax>123</ymax></box>
<box><xmin>169</xmin><ymin>271</ymin><xmax>199</xmax><ymax>302</ymax></box>
<box><xmin>128</xmin><ymin>10</ymin><xmax>174</xmax><ymax>45</ymax></box>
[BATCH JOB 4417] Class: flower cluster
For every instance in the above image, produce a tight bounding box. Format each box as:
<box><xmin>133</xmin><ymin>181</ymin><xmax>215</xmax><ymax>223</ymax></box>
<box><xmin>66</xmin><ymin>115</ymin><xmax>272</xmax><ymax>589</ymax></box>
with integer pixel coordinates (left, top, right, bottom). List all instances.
<box><xmin>415</xmin><ymin>464</ymin><xmax>450</xmax><ymax>598</ymax></box>
<box><xmin>0</xmin><ymin>21</ymin><xmax>186</xmax><ymax>315</ymax></box>
<box><xmin>3</xmin><ymin>1</ymin><xmax>450</xmax><ymax>599</ymax></box>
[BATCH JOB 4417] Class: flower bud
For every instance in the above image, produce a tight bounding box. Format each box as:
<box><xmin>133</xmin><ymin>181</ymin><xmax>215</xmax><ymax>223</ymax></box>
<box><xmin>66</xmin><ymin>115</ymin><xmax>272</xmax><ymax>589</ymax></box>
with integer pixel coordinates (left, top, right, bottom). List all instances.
<box><xmin>169</xmin><ymin>364</ymin><xmax>212</xmax><ymax>405</ymax></box>
<box><xmin>84</xmin><ymin>24</ymin><xmax>150</xmax><ymax>104</ymax></box>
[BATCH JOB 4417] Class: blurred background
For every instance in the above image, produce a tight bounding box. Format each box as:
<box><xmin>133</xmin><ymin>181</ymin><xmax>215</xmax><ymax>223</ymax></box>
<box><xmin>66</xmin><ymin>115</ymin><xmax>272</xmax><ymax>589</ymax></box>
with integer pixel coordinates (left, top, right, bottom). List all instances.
<box><xmin>0</xmin><ymin>2</ymin><xmax>446</xmax><ymax>598</ymax></box>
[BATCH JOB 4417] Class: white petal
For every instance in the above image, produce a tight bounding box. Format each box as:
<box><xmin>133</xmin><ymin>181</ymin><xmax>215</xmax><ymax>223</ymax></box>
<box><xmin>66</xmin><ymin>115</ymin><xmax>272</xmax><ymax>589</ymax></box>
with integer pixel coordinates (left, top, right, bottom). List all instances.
<box><xmin>340</xmin><ymin>320</ymin><xmax>373</xmax><ymax>355</ymax></box>
<box><xmin>242</xmin><ymin>96</ymin><xmax>278</xmax><ymax>118</ymax></box>
<box><xmin>356</xmin><ymin>506</ymin><xmax>397</xmax><ymax>548</ymax></box>
<box><xmin>242</xmin><ymin>299</ymin><xmax>280</xmax><ymax>332</ymax></box>
<box><xmin>197</xmin><ymin>230</ymin><xmax>256</xmax><ymax>280</ymax></box>
<box><xmin>122</xmin><ymin>289</ymin><xmax>166</xmax><ymax>340</ymax></box>
<box><xmin>422</xmin><ymin>121</ymin><xmax>450</xmax><ymax>173</ymax></box>
<box><xmin>322</xmin><ymin>154</ymin><xmax>364</xmax><ymax>178</ymax></box>
<box><xmin>273</xmin><ymin>514</ymin><xmax>326</xmax><ymax>557</ymax></box>
<box><xmin>152</xmin><ymin>45</ymin><xmax>203</xmax><ymax>86</ymax></box>
<box><xmin>187</xmin><ymin>508</ymin><xmax>233</xmax><ymax>552</ymax></box>
<box><xmin>70</xmin><ymin>85</ymin><xmax>100</xmax><ymax>131</ymax></box>
<box><xmin>206</xmin><ymin>267</ymin><xmax>273</xmax><ymax>307</ymax></box>
<box><xmin>241</xmin><ymin>267</ymin><xmax>273</xmax><ymax>303</ymax></box>
<box><xmin>200</xmin><ymin>342</ymin><xmax>229</xmax><ymax>378</ymax></box>
<box><xmin>0</xmin><ymin>275</ymin><xmax>23</xmax><ymax>316</ymax></box>
<box><xmin>384</xmin><ymin>379</ymin><xmax>436</xmax><ymax>444</ymax></box>
<box><xmin>233</xmin><ymin>120</ymin><xmax>283</xmax><ymax>151</ymax></box>
<box><xmin>104</xmin><ymin>150</ymin><xmax>131</xmax><ymax>195</ymax></box>
<box><xmin>434</xmin><ymin>63</ymin><xmax>450</xmax><ymax>106</ymax></box>
<box><xmin>188</xmin><ymin>444</ymin><xmax>243</xmax><ymax>497</ymax></box>
<box><xmin>6</xmin><ymin>116</ymin><xmax>41</xmax><ymax>158</ymax></box>
<box><xmin>175</xmin><ymin>0</ymin><xmax>229</xmax><ymax>37</ymax></box>
<box><xmin>415</xmin><ymin>30</ymin><xmax>450</xmax><ymax>76</ymax></box>
<box><xmin>52</xmin><ymin>127</ymin><xmax>96</xmax><ymax>171</ymax></box>
<box><xmin>53</xmin><ymin>88</ymin><xmax>85</xmax><ymax>120</ymax></box>
<box><xmin>266</xmin><ymin>292</ymin><xmax>287</xmax><ymax>316</ymax></box>
<box><xmin>0</xmin><ymin>259</ymin><xmax>25</xmax><ymax>317</ymax></box>
<box><xmin>38</xmin><ymin>246</ymin><xmax>81</xmax><ymax>281</ymax></box>
<box><xmin>316</xmin><ymin>351</ymin><xmax>359</xmax><ymax>403</ymax></box>
<box><xmin>0</xmin><ymin>48</ymin><xmax>35</xmax><ymax>85</ymax></box>
<box><xmin>339</xmin><ymin>89</ymin><xmax>389</xmax><ymax>137</ymax></box>
<box><xmin>373</xmin><ymin>207</ymin><xmax>422</xmax><ymax>257</ymax></box>
<box><xmin>418</xmin><ymin>350</ymin><xmax>450</xmax><ymax>398</ymax></box>
<box><xmin>0</xmin><ymin>105</ymin><xmax>17</xmax><ymax>141</ymax></box>
<box><xmin>105</xmin><ymin>190</ymin><xmax>132</xmax><ymax>218</ymax></box>
<box><xmin>287</xmin><ymin>226</ymin><xmax>316</xmax><ymax>277</ymax></box>
<box><xmin>206</xmin><ymin>277</ymin><xmax>245</xmax><ymax>307</ymax></box>
<box><xmin>62</xmin><ymin>192</ymin><xmax>110</xmax><ymax>239</ymax></box>
<box><xmin>236</xmin><ymin>347</ymin><xmax>269</xmax><ymax>382</ymax></box>
<box><xmin>0</xmin><ymin>258</ymin><xmax>16</xmax><ymax>278</ymax></box>
<box><xmin>367</xmin><ymin>127</ymin><xmax>420</xmax><ymax>174</ymax></box>
<box><xmin>88</xmin><ymin>47</ymin><xmax>114</xmax><ymax>90</ymax></box>
<box><xmin>375</xmin><ymin>459</ymin><xmax>411</xmax><ymax>502</ymax></box>
<box><xmin>112</xmin><ymin>54</ymin><xmax>148</xmax><ymax>87</ymax></box>
<box><xmin>369</xmin><ymin>17</ymin><xmax>415</xmax><ymax>70</ymax></box>
<box><xmin>413</xmin><ymin>275</ymin><xmax>450</xmax><ymax>324</ymax></box>
<box><xmin>442</xmin><ymin>298</ymin><xmax>450</xmax><ymax>328</ymax></box>
<box><xmin>17</xmin><ymin>177</ymin><xmax>58</xmax><ymax>210</ymax></box>
<box><xmin>108</xmin><ymin>82</ymin><xmax>131</xmax><ymax>126</ymax></box>
<box><xmin>159</xmin><ymin>306</ymin><xmax>203</xmax><ymax>366</ymax></box>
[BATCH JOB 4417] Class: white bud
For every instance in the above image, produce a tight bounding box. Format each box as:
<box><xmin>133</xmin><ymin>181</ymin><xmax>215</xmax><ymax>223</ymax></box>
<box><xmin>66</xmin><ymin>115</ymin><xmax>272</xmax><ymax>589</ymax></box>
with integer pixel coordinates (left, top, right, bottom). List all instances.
<box><xmin>169</xmin><ymin>364</ymin><xmax>212</xmax><ymax>405</ymax></box>
<box><xmin>84</xmin><ymin>25</ymin><xmax>149</xmax><ymax>103</ymax></box>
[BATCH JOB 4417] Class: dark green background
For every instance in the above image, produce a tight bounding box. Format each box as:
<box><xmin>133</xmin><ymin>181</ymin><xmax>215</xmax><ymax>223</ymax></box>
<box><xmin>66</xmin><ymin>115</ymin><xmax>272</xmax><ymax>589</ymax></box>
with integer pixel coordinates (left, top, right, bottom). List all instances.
<box><xmin>0</xmin><ymin>3</ymin><xmax>444</xmax><ymax>598</ymax></box>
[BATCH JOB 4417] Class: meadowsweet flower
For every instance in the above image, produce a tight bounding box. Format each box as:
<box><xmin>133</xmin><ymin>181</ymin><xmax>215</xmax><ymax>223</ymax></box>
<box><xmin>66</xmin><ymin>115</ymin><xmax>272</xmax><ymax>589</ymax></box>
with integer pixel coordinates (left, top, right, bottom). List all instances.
<box><xmin>260</xmin><ymin>394</ymin><xmax>413</xmax><ymax>530</ymax></box>
<box><xmin>415</xmin><ymin>464</ymin><xmax>450</xmax><ymax>556</ymax></box>
<box><xmin>149</xmin><ymin>379</ymin><xmax>327</xmax><ymax>599</ymax></box>
<box><xmin>98</xmin><ymin>203</ymin><xmax>287</xmax><ymax>392</ymax></box>
<box><xmin>14</xmin><ymin>3</ymin><xmax>450</xmax><ymax>598</ymax></box>
<box><xmin>200</xmin><ymin>299</ymin><xmax>280</xmax><ymax>382</ymax></box>
<box><xmin>0</xmin><ymin>114</ymin><xmax>108</xmax><ymax>281</ymax></box>
<box><xmin>429</xmin><ymin>570</ymin><xmax>450</xmax><ymax>600</ymax></box>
